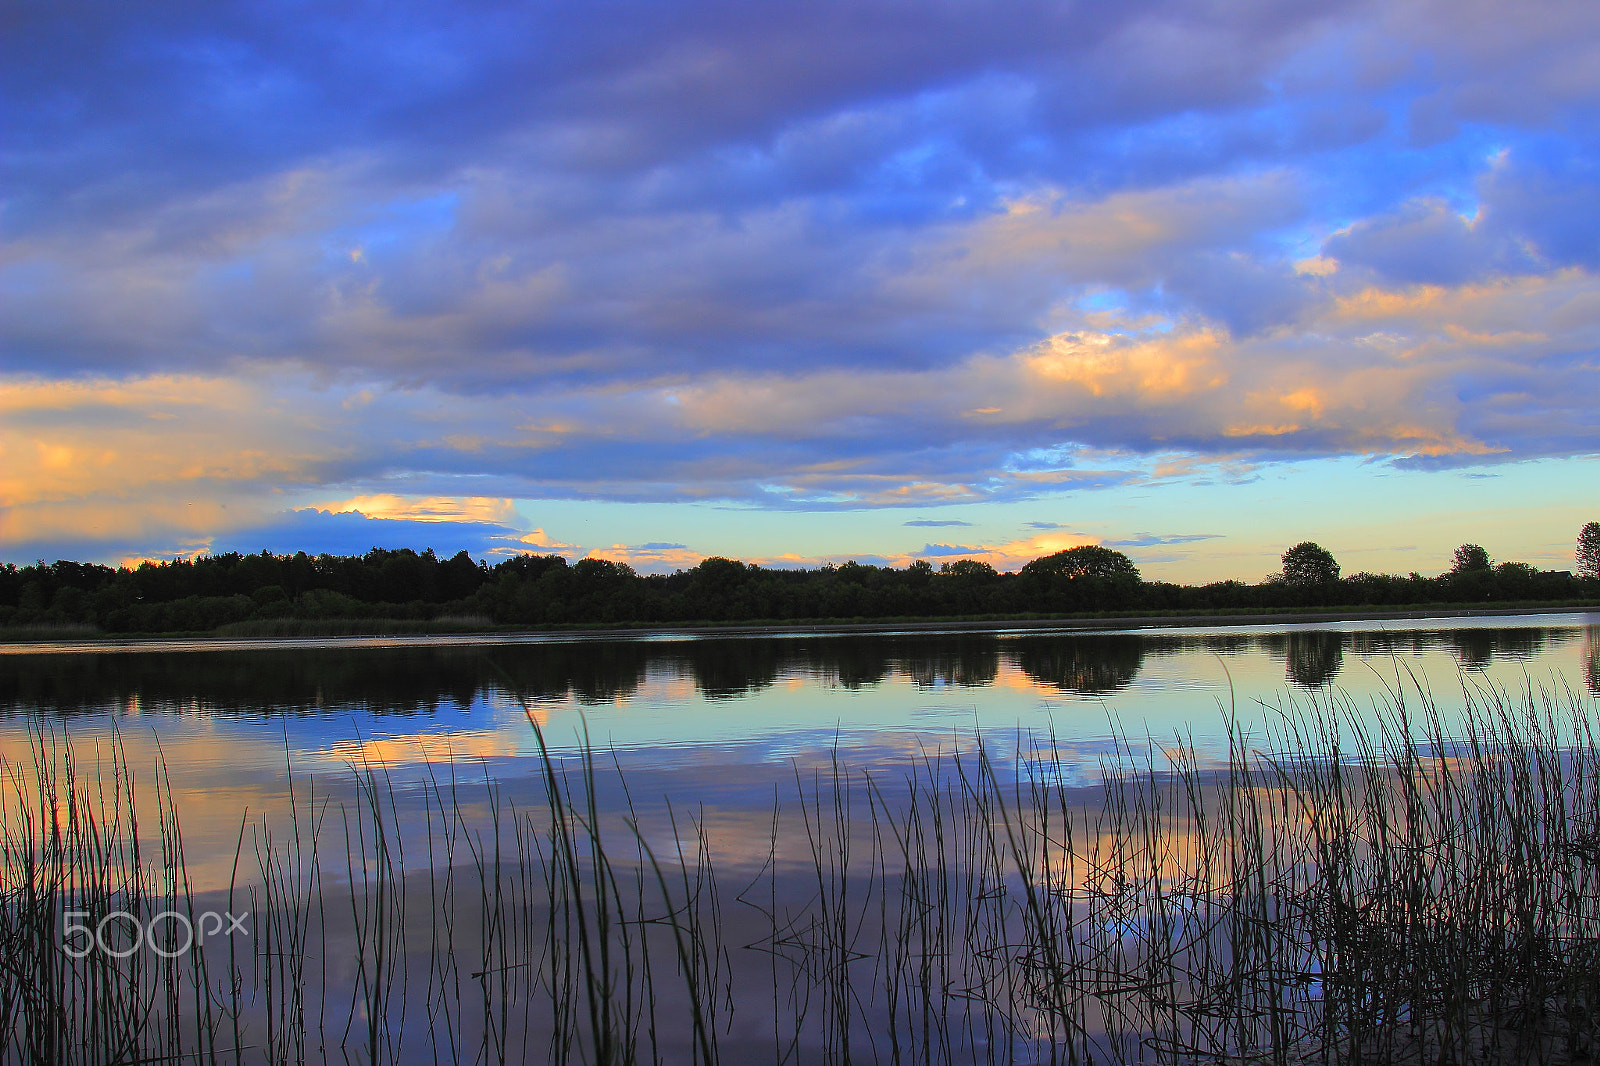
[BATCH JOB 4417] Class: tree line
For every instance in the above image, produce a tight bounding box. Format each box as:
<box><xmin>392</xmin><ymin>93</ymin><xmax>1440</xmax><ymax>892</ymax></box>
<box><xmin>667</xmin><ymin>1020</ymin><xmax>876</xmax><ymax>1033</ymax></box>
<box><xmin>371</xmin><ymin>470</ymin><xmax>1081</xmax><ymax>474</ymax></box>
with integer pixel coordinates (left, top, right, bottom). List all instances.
<box><xmin>2</xmin><ymin>525</ymin><xmax>1598</xmax><ymax>635</ymax></box>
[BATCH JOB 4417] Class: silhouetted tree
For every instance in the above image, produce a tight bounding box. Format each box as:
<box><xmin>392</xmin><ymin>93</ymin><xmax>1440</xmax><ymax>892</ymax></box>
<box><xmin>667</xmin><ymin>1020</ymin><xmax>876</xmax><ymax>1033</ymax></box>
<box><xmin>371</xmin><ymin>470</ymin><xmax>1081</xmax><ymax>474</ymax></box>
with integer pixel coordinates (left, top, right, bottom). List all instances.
<box><xmin>1451</xmin><ymin>544</ymin><xmax>1491</xmax><ymax>573</ymax></box>
<box><xmin>1578</xmin><ymin>521</ymin><xmax>1600</xmax><ymax>580</ymax></box>
<box><xmin>1279</xmin><ymin>542</ymin><xmax>1340</xmax><ymax>585</ymax></box>
<box><xmin>1019</xmin><ymin>546</ymin><xmax>1141</xmax><ymax>612</ymax></box>
<box><xmin>1022</xmin><ymin>546</ymin><xmax>1140</xmax><ymax>581</ymax></box>
<box><xmin>939</xmin><ymin>559</ymin><xmax>998</xmax><ymax>580</ymax></box>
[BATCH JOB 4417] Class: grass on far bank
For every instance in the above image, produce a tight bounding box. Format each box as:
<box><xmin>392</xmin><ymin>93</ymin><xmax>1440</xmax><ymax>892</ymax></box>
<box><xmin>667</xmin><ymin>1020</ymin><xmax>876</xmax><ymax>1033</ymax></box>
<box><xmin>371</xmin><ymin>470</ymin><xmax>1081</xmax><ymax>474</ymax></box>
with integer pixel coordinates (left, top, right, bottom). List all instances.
<box><xmin>2</xmin><ymin>596</ymin><xmax>1598</xmax><ymax>644</ymax></box>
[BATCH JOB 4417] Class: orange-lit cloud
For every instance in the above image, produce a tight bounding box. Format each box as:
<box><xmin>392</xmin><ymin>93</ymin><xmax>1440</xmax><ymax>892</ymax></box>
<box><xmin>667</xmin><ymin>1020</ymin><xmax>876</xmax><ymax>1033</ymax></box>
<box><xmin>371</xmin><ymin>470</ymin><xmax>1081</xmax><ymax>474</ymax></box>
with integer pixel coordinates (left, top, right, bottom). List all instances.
<box><xmin>319</xmin><ymin>494</ymin><xmax>520</xmax><ymax>526</ymax></box>
<box><xmin>484</xmin><ymin>528</ymin><xmax>583</xmax><ymax>558</ymax></box>
<box><xmin>587</xmin><ymin>543</ymin><xmax>708</xmax><ymax>569</ymax></box>
<box><xmin>866</xmin><ymin>530</ymin><xmax>1101</xmax><ymax>572</ymax></box>
<box><xmin>0</xmin><ymin>374</ymin><xmax>330</xmax><ymax>547</ymax></box>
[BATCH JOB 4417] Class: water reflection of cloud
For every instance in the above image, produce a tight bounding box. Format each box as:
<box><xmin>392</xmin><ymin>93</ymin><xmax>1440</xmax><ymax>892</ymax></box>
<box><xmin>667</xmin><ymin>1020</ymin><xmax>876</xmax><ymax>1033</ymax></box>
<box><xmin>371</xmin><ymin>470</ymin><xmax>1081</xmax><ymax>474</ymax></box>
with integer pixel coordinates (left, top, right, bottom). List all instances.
<box><xmin>4</xmin><ymin>619</ymin><xmax>1593</xmax><ymax>787</ymax></box>
<box><xmin>316</xmin><ymin>729</ymin><xmax>526</xmax><ymax>769</ymax></box>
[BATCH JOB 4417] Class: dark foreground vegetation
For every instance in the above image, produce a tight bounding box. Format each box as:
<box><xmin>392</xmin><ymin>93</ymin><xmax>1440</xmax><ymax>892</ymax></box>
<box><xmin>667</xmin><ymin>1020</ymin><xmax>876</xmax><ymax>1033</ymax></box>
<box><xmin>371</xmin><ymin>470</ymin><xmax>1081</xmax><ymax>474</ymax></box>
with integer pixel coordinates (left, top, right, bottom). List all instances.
<box><xmin>3</xmin><ymin>531</ymin><xmax>1598</xmax><ymax>635</ymax></box>
<box><xmin>3</xmin><ymin>681</ymin><xmax>1599</xmax><ymax>1063</ymax></box>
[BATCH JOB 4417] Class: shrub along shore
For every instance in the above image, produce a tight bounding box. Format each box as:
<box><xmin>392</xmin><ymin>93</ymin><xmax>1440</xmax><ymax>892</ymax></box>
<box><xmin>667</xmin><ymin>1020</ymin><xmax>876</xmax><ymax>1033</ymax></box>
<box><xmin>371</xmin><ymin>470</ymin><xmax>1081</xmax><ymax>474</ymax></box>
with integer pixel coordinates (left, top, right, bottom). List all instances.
<box><xmin>2</xmin><ymin>542</ymin><xmax>1597</xmax><ymax>638</ymax></box>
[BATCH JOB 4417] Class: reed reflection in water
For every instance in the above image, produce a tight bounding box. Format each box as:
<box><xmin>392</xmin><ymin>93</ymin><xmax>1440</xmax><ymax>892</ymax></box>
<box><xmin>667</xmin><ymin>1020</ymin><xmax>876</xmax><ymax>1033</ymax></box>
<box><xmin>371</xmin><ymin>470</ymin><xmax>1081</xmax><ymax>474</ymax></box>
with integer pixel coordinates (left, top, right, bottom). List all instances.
<box><xmin>4</xmin><ymin>679</ymin><xmax>1599</xmax><ymax>1064</ymax></box>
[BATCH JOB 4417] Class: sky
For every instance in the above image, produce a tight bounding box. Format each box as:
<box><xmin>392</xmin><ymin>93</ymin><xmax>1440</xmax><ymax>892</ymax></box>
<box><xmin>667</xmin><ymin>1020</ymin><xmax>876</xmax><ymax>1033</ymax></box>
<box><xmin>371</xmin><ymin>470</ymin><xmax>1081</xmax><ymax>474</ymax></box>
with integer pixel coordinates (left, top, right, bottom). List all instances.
<box><xmin>4</xmin><ymin>0</ymin><xmax>1599</xmax><ymax>582</ymax></box>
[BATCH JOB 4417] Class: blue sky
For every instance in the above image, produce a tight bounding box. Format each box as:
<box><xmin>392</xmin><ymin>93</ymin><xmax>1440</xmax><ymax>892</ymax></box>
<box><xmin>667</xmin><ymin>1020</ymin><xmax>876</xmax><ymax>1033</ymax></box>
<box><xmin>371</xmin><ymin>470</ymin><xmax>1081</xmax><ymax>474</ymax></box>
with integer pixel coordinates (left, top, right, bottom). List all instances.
<box><xmin>3</xmin><ymin>0</ymin><xmax>1598</xmax><ymax>580</ymax></box>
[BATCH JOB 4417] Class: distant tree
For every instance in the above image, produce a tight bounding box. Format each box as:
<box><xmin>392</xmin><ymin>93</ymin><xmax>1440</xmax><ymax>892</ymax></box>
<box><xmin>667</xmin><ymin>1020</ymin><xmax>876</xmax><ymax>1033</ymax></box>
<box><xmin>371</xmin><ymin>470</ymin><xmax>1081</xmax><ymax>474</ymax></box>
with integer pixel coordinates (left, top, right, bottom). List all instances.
<box><xmin>573</xmin><ymin>557</ymin><xmax>635</xmax><ymax>582</ymax></box>
<box><xmin>1019</xmin><ymin>546</ymin><xmax>1140</xmax><ymax>612</ymax></box>
<box><xmin>939</xmin><ymin>559</ymin><xmax>998</xmax><ymax>581</ymax></box>
<box><xmin>1451</xmin><ymin>544</ymin><xmax>1492</xmax><ymax>573</ymax></box>
<box><xmin>1578</xmin><ymin>522</ymin><xmax>1600</xmax><ymax>580</ymax></box>
<box><xmin>690</xmin><ymin>556</ymin><xmax>748</xmax><ymax>594</ymax></box>
<box><xmin>1495</xmin><ymin>561</ymin><xmax>1537</xmax><ymax>589</ymax></box>
<box><xmin>1021</xmin><ymin>545</ymin><xmax>1140</xmax><ymax>582</ymax></box>
<box><xmin>1279</xmin><ymin>542</ymin><xmax>1340</xmax><ymax>585</ymax></box>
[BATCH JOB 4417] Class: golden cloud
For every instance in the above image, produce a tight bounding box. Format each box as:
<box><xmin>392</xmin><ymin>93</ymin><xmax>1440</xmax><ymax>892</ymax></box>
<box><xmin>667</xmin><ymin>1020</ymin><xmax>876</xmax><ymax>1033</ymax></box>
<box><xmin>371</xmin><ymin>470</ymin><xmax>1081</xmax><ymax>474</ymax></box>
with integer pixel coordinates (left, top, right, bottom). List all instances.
<box><xmin>7</xmin><ymin>247</ymin><xmax>1592</xmax><ymax>561</ymax></box>
<box><xmin>957</xmin><ymin>173</ymin><xmax>1302</xmax><ymax>270</ymax></box>
<box><xmin>1020</xmin><ymin>328</ymin><xmax>1227</xmax><ymax>401</ymax></box>
<box><xmin>586</xmin><ymin>543</ymin><xmax>708</xmax><ymax>570</ymax></box>
<box><xmin>318</xmin><ymin>494</ymin><xmax>519</xmax><ymax>525</ymax></box>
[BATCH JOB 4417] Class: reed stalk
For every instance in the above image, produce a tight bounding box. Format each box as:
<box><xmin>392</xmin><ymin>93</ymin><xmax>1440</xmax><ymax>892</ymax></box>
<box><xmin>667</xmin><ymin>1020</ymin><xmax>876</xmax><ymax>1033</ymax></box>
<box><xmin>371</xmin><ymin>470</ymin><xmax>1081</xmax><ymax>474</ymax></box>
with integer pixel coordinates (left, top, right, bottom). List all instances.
<box><xmin>0</xmin><ymin>678</ymin><xmax>1595</xmax><ymax>1063</ymax></box>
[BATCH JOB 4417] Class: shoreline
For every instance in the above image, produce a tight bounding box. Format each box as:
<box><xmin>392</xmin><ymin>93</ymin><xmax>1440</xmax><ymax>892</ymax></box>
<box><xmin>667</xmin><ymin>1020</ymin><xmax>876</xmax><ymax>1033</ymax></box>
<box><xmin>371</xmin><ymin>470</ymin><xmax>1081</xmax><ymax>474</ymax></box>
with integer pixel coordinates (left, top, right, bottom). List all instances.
<box><xmin>3</xmin><ymin>600</ymin><xmax>1597</xmax><ymax>654</ymax></box>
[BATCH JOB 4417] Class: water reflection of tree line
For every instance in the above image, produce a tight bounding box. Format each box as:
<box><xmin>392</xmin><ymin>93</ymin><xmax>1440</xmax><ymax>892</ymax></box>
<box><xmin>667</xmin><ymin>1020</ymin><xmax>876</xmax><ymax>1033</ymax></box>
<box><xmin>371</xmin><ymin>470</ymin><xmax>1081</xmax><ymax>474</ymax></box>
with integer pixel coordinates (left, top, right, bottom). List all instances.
<box><xmin>0</xmin><ymin>648</ymin><xmax>486</xmax><ymax>717</ymax></box>
<box><xmin>0</xmin><ymin>636</ymin><xmax>1061</xmax><ymax>714</ymax></box>
<box><xmin>1279</xmin><ymin>633</ymin><xmax>1344</xmax><ymax>688</ymax></box>
<box><xmin>0</xmin><ymin>625</ymin><xmax>1584</xmax><ymax>716</ymax></box>
<box><xmin>1446</xmin><ymin>628</ymin><xmax>1546</xmax><ymax>670</ymax></box>
<box><xmin>790</xmin><ymin>636</ymin><xmax>1002</xmax><ymax>691</ymax></box>
<box><xmin>1261</xmin><ymin>627</ymin><xmax>1573</xmax><ymax>687</ymax></box>
<box><xmin>1011</xmin><ymin>636</ymin><xmax>1144</xmax><ymax>694</ymax></box>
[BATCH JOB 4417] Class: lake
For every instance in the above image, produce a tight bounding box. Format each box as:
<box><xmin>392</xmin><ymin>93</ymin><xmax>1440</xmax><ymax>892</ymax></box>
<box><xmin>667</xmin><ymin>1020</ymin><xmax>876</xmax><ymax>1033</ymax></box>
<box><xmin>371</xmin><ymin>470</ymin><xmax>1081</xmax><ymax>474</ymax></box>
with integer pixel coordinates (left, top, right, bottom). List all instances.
<box><xmin>3</xmin><ymin>612</ymin><xmax>1598</xmax><ymax>886</ymax></box>
<box><xmin>3</xmin><ymin>612</ymin><xmax>1599</xmax><ymax>1064</ymax></box>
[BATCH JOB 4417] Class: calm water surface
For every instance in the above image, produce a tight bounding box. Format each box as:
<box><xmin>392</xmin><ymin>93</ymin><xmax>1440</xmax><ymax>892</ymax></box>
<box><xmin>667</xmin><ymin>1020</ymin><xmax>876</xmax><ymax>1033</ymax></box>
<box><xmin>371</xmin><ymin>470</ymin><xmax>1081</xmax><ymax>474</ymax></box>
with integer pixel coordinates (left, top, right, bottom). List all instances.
<box><xmin>4</xmin><ymin>612</ymin><xmax>1598</xmax><ymax>885</ymax></box>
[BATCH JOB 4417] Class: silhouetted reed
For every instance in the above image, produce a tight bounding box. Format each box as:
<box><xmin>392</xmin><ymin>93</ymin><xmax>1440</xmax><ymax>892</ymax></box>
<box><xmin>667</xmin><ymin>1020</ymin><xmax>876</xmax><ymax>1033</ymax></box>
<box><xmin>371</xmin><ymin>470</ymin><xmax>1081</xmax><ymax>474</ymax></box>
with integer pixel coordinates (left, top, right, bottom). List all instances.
<box><xmin>1</xmin><ymin>676</ymin><xmax>1597</xmax><ymax>1063</ymax></box>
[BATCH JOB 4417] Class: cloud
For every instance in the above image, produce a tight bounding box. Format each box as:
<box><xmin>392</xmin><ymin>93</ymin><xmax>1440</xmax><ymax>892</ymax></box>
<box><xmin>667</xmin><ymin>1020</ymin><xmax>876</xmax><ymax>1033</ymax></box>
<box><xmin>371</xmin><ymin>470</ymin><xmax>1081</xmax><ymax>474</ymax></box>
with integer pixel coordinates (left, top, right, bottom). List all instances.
<box><xmin>6</xmin><ymin>242</ymin><xmax>1599</xmax><ymax>564</ymax></box>
<box><xmin>7</xmin><ymin>0</ymin><xmax>1600</xmax><ymax>566</ymax></box>
<box><xmin>918</xmin><ymin>543</ymin><xmax>988</xmax><ymax>556</ymax></box>
<box><xmin>588</xmin><ymin>543</ymin><xmax>706</xmax><ymax>572</ymax></box>
<box><xmin>906</xmin><ymin>531</ymin><xmax>1101</xmax><ymax>572</ymax></box>
<box><xmin>76</xmin><ymin>508</ymin><xmax>537</xmax><ymax>569</ymax></box>
<box><xmin>319</xmin><ymin>495</ymin><xmax>520</xmax><ymax>526</ymax></box>
<box><xmin>1322</xmin><ymin>190</ymin><xmax>1545</xmax><ymax>286</ymax></box>
<box><xmin>0</xmin><ymin>373</ymin><xmax>336</xmax><ymax>550</ymax></box>
<box><xmin>1104</xmin><ymin>533</ymin><xmax>1223</xmax><ymax>547</ymax></box>
<box><xmin>208</xmin><ymin>509</ymin><xmax>526</xmax><ymax>561</ymax></box>
<box><xmin>14</xmin><ymin>5</ymin><xmax>1596</xmax><ymax>389</ymax></box>
<box><xmin>484</xmin><ymin>528</ymin><xmax>583</xmax><ymax>560</ymax></box>
<box><xmin>903</xmin><ymin>519</ymin><xmax>972</xmax><ymax>527</ymax></box>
